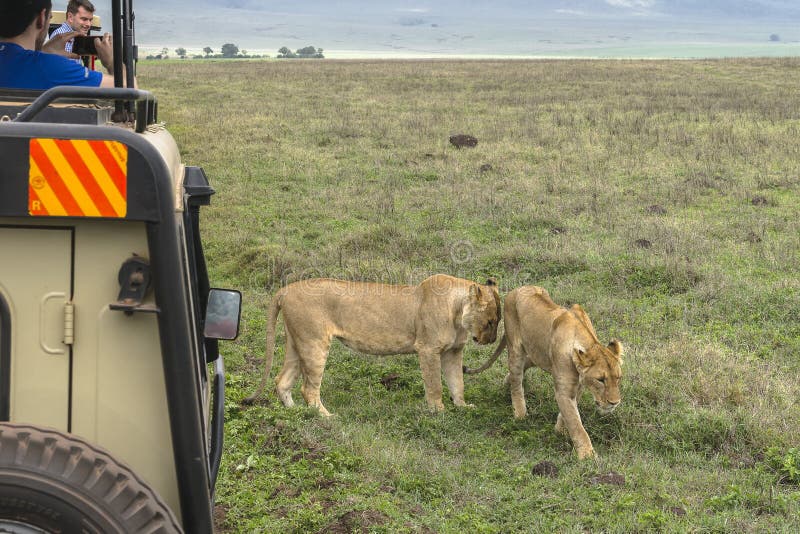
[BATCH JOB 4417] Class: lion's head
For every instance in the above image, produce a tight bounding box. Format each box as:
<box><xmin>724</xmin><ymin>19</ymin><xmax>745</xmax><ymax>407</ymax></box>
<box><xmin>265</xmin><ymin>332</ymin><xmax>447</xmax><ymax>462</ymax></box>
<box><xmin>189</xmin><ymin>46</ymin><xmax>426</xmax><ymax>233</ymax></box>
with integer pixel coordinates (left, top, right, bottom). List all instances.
<box><xmin>573</xmin><ymin>340</ymin><xmax>623</xmax><ymax>414</ymax></box>
<box><xmin>463</xmin><ymin>279</ymin><xmax>501</xmax><ymax>345</ymax></box>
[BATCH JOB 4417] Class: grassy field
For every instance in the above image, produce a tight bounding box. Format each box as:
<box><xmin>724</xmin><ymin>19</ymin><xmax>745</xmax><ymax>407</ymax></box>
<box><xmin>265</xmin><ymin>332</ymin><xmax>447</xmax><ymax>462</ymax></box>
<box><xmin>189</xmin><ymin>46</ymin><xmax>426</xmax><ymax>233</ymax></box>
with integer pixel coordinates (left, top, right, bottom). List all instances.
<box><xmin>141</xmin><ymin>58</ymin><xmax>800</xmax><ymax>532</ymax></box>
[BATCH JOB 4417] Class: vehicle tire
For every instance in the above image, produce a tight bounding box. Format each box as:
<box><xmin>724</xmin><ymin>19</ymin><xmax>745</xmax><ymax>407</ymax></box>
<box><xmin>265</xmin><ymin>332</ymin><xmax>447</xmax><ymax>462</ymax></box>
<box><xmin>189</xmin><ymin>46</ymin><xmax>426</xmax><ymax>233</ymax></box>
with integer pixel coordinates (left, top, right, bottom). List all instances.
<box><xmin>0</xmin><ymin>422</ymin><xmax>181</xmax><ymax>533</ymax></box>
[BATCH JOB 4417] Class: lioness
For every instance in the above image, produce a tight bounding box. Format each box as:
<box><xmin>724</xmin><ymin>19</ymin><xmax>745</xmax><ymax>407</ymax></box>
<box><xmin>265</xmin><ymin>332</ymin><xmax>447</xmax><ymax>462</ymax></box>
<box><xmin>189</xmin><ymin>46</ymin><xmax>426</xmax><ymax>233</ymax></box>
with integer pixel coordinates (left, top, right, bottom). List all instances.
<box><xmin>243</xmin><ymin>274</ymin><xmax>501</xmax><ymax>415</ymax></box>
<box><xmin>465</xmin><ymin>286</ymin><xmax>623</xmax><ymax>459</ymax></box>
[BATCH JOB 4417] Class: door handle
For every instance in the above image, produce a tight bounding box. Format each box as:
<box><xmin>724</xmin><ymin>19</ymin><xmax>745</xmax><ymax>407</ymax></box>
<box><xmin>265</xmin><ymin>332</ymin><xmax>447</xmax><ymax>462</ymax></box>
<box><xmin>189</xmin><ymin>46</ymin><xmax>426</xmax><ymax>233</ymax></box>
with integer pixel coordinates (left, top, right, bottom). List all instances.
<box><xmin>40</xmin><ymin>292</ymin><xmax>67</xmax><ymax>355</ymax></box>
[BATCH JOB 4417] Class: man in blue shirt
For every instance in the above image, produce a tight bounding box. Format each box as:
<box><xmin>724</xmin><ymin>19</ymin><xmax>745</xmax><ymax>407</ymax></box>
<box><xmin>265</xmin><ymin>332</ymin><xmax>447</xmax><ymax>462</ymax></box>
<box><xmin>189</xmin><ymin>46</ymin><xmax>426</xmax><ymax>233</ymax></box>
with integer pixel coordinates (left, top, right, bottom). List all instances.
<box><xmin>0</xmin><ymin>0</ymin><xmax>125</xmax><ymax>90</ymax></box>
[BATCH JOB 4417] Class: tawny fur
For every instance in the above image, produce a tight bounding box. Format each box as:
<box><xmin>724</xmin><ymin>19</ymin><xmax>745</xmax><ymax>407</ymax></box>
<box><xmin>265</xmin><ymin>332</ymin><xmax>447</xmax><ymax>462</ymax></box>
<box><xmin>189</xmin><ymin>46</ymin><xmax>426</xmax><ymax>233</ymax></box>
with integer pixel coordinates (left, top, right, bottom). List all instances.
<box><xmin>466</xmin><ymin>286</ymin><xmax>623</xmax><ymax>459</ymax></box>
<box><xmin>243</xmin><ymin>274</ymin><xmax>501</xmax><ymax>415</ymax></box>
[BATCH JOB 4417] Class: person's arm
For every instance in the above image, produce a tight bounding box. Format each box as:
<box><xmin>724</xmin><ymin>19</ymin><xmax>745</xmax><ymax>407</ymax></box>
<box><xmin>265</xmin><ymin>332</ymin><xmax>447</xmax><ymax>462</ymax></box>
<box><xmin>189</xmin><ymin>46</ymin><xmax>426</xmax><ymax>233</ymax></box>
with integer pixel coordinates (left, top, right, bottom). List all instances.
<box><xmin>41</xmin><ymin>31</ymin><xmax>79</xmax><ymax>59</ymax></box>
<box><xmin>94</xmin><ymin>33</ymin><xmax>138</xmax><ymax>89</ymax></box>
<box><xmin>94</xmin><ymin>33</ymin><xmax>114</xmax><ymax>73</ymax></box>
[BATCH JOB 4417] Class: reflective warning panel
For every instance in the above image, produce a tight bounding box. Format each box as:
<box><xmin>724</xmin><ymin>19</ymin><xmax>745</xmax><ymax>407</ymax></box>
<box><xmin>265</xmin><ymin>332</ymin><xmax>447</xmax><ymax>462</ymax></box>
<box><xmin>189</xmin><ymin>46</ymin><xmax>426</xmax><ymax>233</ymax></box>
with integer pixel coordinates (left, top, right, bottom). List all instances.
<box><xmin>28</xmin><ymin>138</ymin><xmax>128</xmax><ymax>217</ymax></box>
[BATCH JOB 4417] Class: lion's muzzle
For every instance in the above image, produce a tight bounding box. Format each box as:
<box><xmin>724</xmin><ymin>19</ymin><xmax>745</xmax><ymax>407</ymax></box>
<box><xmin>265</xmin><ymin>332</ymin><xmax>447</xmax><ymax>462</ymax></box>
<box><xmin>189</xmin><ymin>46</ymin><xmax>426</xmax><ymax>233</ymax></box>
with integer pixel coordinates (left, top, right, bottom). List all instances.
<box><xmin>597</xmin><ymin>400</ymin><xmax>620</xmax><ymax>415</ymax></box>
<box><xmin>473</xmin><ymin>332</ymin><xmax>497</xmax><ymax>345</ymax></box>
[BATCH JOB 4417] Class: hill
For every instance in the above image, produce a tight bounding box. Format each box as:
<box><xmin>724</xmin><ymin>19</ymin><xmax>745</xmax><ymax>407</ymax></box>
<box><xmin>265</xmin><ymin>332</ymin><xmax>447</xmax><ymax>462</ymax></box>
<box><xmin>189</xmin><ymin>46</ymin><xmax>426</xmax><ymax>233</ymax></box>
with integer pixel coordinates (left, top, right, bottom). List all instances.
<box><xmin>91</xmin><ymin>1</ymin><xmax>799</xmax><ymax>57</ymax></box>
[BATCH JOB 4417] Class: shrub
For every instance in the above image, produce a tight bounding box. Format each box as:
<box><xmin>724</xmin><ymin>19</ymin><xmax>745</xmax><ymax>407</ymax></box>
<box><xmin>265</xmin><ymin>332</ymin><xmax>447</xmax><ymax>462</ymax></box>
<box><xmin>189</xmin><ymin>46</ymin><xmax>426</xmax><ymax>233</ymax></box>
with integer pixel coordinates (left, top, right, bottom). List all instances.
<box><xmin>766</xmin><ymin>447</ymin><xmax>800</xmax><ymax>484</ymax></box>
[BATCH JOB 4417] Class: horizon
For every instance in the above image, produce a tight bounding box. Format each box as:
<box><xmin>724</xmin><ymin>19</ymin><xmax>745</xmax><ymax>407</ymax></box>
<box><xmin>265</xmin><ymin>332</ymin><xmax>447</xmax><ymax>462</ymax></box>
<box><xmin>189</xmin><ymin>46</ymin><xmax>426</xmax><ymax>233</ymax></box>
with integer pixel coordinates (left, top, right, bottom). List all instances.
<box><xmin>82</xmin><ymin>1</ymin><xmax>800</xmax><ymax>59</ymax></box>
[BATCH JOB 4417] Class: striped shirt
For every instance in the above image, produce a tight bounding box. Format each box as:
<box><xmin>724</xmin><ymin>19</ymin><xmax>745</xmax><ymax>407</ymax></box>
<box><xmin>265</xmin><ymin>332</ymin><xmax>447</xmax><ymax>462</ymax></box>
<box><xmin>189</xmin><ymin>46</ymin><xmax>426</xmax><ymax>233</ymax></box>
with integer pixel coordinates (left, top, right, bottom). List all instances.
<box><xmin>49</xmin><ymin>22</ymin><xmax>82</xmax><ymax>64</ymax></box>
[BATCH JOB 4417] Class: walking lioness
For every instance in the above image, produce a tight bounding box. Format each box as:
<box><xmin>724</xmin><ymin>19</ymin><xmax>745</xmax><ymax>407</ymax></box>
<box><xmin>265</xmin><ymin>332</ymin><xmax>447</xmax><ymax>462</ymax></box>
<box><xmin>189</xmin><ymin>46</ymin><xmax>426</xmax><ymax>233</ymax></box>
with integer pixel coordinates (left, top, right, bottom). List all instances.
<box><xmin>243</xmin><ymin>274</ymin><xmax>501</xmax><ymax>415</ymax></box>
<box><xmin>465</xmin><ymin>286</ymin><xmax>623</xmax><ymax>459</ymax></box>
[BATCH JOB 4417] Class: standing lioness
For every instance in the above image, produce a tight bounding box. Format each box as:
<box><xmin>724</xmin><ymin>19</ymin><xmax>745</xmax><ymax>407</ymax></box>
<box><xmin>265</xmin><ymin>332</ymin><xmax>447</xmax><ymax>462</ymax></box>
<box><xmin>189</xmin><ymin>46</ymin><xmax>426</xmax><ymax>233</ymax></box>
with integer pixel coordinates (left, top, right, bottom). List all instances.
<box><xmin>244</xmin><ymin>274</ymin><xmax>501</xmax><ymax>415</ymax></box>
<box><xmin>466</xmin><ymin>286</ymin><xmax>623</xmax><ymax>459</ymax></box>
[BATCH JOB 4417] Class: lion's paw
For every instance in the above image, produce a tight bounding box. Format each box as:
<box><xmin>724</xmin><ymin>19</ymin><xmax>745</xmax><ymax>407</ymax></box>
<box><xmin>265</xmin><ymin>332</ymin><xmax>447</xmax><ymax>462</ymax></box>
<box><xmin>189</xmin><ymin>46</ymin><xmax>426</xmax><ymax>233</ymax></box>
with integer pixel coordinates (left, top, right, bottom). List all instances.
<box><xmin>427</xmin><ymin>400</ymin><xmax>446</xmax><ymax>413</ymax></box>
<box><xmin>554</xmin><ymin>415</ymin><xmax>569</xmax><ymax>435</ymax></box>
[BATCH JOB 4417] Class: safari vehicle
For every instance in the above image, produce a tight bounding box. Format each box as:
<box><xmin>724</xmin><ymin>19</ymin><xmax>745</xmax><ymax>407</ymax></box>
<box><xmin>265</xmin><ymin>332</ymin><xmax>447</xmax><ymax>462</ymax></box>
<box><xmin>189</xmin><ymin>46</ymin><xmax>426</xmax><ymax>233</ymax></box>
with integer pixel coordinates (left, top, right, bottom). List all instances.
<box><xmin>0</xmin><ymin>1</ymin><xmax>240</xmax><ymax>532</ymax></box>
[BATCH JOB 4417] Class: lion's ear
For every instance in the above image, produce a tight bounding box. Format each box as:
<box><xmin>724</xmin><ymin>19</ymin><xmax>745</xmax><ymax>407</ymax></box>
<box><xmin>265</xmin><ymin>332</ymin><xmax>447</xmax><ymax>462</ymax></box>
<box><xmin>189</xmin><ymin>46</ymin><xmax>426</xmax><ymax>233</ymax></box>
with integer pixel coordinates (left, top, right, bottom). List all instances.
<box><xmin>608</xmin><ymin>340</ymin><xmax>623</xmax><ymax>362</ymax></box>
<box><xmin>469</xmin><ymin>283</ymin><xmax>482</xmax><ymax>300</ymax></box>
<box><xmin>572</xmin><ymin>344</ymin><xmax>590</xmax><ymax>371</ymax></box>
<box><xmin>486</xmin><ymin>278</ymin><xmax>500</xmax><ymax>296</ymax></box>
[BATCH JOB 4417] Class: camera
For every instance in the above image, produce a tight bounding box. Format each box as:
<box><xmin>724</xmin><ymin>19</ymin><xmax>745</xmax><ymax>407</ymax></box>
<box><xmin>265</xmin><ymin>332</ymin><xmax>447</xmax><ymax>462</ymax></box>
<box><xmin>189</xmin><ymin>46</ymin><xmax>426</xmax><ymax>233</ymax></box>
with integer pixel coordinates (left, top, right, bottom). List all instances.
<box><xmin>72</xmin><ymin>35</ymin><xmax>99</xmax><ymax>56</ymax></box>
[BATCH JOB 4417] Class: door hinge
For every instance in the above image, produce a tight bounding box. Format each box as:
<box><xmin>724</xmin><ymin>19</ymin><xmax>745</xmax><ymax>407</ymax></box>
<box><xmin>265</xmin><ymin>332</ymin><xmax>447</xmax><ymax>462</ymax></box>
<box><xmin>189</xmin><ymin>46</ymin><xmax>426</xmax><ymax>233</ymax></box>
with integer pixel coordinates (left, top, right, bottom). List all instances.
<box><xmin>64</xmin><ymin>301</ymin><xmax>74</xmax><ymax>346</ymax></box>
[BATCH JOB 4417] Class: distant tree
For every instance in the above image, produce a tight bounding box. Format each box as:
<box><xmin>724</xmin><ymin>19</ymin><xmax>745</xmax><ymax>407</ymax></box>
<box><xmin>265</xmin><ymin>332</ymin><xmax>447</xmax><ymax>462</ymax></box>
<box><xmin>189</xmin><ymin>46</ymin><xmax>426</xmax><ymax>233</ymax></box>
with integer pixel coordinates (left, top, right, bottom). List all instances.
<box><xmin>221</xmin><ymin>43</ymin><xmax>239</xmax><ymax>58</ymax></box>
<box><xmin>296</xmin><ymin>46</ymin><xmax>316</xmax><ymax>57</ymax></box>
<box><xmin>277</xmin><ymin>45</ymin><xmax>323</xmax><ymax>59</ymax></box>
<box><xmin>769</xmin><ymin>34</ymin><xmax>781</xmax><ymax>42</ymax></box>
<box><xmin>241</xmin><ymin>49</ymin><xmax>248</xmax><ymax>57</ymax></box>
<box><xmin>175</xmin><ymin>47</ymin><xmax>187</xmax><ymax>59</ymax></box>
<box><xmin>203</xmin><ymin>46</ymin><xmax>213</xmax><ymax>57</ymax></box>
<box><xmin>295</xmin><ymin>46</ymin><xmax>324</xmax><ymax>58</ymax></box>
<box><xmin>161</xmin><ymin>47</ymin><xmax>169</xmax><ymax>58</ymax></box>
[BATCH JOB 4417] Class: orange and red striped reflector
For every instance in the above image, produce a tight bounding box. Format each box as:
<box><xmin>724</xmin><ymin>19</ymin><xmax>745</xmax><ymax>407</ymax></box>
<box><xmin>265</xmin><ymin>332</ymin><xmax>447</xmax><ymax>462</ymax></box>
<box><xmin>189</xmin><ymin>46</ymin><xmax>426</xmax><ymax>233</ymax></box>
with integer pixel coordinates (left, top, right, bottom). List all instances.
<box><xmin>28</xmin><ymin>138</ymin><xmax>128</xmax><ymax>217</ymax></box>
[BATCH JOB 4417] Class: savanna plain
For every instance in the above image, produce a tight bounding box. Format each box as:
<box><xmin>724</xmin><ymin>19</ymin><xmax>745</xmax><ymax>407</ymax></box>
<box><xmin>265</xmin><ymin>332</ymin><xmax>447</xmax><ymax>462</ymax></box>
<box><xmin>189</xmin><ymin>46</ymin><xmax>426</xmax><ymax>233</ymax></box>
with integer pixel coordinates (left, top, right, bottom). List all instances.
<box><xmin>141</xmin><ymin>57</ymin><xmax>800</xmax><ymax>532</ymax></box>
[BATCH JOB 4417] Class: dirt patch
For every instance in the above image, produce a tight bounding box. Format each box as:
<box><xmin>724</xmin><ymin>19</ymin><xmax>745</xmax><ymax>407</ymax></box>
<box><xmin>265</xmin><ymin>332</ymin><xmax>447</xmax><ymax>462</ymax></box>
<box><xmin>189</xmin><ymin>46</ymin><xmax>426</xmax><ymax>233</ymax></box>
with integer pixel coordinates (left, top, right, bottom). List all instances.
<box><xmin>380</xmin><ymin>372</ymin><xmax>402</xmax><ymax>390</ymax></box>
<box><xmin>315</xmin><ymin>477</ymin><xmax>338</xmax><ymax>490</ymax></box>
<box><xmin>634</xmin><ymin>238</ymin><xmax>652</xmax><ymax>249</ymax></box>
<box><xmin>213</xmin><ymin>504</ymin><xmax>230</xmax><ymax>532</ymax></box>
<box><xmin>269</xmin><ymin>483</ymin><xmax>302</xmax><ymax>499</ymax></box>
<box><xmin>318</xmin><ymin>510</ymin><xmax>391</xmax><ymax>533</ymax></box>
<box><xmin>290</xmin><ymin>441</ymin><xmax>328</xmax><ymax>463</ymax></box>
<box><xmin>588</xmin><ymin>472</ymin><xmax>626</xmax><ymax>486</ymax></box>
<box><xmin>315</xmin><ymin>498</ymin><xmax>338</xmax><ymax>514</ymax></box>
<box><xmin>646</xmin><ymin>204</ymin><xmax>667</xmax><ymax>215</ymax></box>
<box><xmin>272</xmin><ymin>506</ymin><xmax>289</xmax><ymax>519</ymax></box>
<box><xmin>531</xmin><ymin>460</ymin><xmax>559</xmax><ymax>478</ymax></box>
<box><xmin>751</xmin><ymin>195</ymin><xmax>769</xmax><ymax>206</ymax></box>
<box><xmin>449</xmin><ymin>134</ymin><xmax>478</xmax><ymax>148</ymax></box>
<box><xmin>746</xmin><ymin>231</ymin><xmax>762</xmax><ymax>244</ymax></box>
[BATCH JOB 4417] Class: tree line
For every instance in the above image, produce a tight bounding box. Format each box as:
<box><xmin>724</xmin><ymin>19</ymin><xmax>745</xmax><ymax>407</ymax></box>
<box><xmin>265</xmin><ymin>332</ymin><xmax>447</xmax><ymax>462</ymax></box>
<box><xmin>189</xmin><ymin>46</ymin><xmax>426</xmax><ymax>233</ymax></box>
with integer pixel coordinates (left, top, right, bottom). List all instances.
<box><xmin>145</xmin><ymin>44</ymin><xmax>324</xmax><ymax>60</ymax></box>
<box><xmin>277</xmin><ymin>46</ymin><xmax>324</xmax><ymax>58</ymax></box>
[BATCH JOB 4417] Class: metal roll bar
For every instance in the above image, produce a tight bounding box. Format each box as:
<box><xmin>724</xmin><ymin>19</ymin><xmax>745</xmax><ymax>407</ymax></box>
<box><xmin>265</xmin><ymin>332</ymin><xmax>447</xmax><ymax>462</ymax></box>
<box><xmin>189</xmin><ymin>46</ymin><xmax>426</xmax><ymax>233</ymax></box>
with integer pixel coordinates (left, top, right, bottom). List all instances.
<box><xmin>12</xmin><ymin>86</ymin><xmax>157</xmax><ymax>132</ymax></box>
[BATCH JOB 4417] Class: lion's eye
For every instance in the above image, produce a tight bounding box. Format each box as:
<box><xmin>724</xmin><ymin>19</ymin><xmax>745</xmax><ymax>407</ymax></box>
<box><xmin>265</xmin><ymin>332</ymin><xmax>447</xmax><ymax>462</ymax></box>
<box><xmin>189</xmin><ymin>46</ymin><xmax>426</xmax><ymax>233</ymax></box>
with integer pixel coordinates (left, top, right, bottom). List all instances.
<box><xmin>598</xmin><ymin>377</ymin><xmax>606</xmax><ymax>385</ymax></box>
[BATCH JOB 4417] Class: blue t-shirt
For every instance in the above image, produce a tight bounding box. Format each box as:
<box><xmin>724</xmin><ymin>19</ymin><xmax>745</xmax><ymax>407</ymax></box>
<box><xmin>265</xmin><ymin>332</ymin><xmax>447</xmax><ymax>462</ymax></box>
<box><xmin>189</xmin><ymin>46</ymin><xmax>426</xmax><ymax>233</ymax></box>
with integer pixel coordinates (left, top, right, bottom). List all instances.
<box><xmin>0</xmin><ymin>42</ymin><xmax>102</xmax><ymax>90</ymax></box>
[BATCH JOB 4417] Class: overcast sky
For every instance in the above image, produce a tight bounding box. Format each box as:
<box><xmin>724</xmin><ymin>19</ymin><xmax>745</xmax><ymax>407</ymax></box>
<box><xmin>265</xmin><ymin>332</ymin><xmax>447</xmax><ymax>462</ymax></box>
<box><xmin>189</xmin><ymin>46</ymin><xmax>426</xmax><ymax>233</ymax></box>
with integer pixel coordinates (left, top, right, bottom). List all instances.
<box><xmin>83</xmin><ymin>1</ymin><xmax>799</xmax><ymax>58</ymax></box>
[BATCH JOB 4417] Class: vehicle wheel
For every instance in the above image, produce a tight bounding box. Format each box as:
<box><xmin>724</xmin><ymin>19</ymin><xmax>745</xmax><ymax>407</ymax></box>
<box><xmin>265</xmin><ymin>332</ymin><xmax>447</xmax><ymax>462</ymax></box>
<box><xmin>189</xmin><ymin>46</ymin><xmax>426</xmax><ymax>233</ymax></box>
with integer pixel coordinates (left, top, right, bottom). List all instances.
<box><xmin>0</xmin><ymin>422</ymin><xmax>181</xmax><ymax>533</ymax></box>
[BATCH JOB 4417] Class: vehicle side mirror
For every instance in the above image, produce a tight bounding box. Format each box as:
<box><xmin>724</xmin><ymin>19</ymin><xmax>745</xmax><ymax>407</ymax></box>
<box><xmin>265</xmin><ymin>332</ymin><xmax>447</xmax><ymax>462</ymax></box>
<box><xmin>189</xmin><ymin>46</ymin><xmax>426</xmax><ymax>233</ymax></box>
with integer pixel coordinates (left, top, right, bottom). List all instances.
<box><xmin>204</xmin><ymin>289</ymin><xmax>242</xmax><ymax>340</ymax></box>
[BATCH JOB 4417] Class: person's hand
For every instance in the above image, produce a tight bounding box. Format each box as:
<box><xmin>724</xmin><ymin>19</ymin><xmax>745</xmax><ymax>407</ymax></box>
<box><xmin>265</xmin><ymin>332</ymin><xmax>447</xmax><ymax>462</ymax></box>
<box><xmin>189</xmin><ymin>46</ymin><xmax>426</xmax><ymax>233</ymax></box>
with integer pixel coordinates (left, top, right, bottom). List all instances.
<box><xmin>42</xmin><ymin>31</ymin><xmax>80</xmax><ymax>59</ymax></box>
<box><xmin>95</xmin><ymin>32</ymin><xmax>114</xmax><ymax>72</ymax></box>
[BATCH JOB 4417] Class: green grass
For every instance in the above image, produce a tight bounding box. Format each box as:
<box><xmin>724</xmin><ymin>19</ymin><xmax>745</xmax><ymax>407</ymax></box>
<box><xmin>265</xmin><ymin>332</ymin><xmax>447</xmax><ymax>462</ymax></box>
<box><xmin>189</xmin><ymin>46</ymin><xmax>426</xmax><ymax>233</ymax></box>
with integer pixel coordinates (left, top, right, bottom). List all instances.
<box><xmin>141</xmin><ymin>58</ymin><xmax>800</xmax><ymax>532</ymax></box>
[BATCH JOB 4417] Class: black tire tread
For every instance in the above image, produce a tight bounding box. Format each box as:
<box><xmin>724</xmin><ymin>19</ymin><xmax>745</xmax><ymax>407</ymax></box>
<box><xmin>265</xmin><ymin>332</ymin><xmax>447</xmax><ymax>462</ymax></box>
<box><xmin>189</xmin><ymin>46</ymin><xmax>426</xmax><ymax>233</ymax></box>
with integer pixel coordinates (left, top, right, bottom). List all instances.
<box><xmin>0</xmin><ymin>422</ymin><xmax>182</xmax><ymax>533</ymax></box>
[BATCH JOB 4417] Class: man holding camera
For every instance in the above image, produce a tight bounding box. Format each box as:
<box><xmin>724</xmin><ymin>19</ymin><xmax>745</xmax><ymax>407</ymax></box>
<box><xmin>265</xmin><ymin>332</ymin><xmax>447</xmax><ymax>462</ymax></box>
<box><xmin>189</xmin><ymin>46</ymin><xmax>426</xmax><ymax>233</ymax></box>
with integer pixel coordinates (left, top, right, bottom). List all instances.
<box><xmin>0</xmin><ymin>0</ymin><xmax>123</xmax><ymax>90</ymax></box>
<box><xmin>49</xmin><ymin>0</ymin><xmax>96</xmax><ymax>63</ymax></box>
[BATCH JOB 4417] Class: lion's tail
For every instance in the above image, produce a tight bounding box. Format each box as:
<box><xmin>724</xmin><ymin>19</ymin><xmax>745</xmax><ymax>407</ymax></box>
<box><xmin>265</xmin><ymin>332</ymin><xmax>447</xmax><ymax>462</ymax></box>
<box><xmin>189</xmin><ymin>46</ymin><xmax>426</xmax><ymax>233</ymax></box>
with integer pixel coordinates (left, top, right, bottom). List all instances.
<box><xmin>242</xmin><ymin>288</ymin><xmax>285</xmax><ymax>405</ymax></box>
<box><xmin>463</xmin><ymin>334</ymin><xmax>507</xmax><ymax>375</ymax></box>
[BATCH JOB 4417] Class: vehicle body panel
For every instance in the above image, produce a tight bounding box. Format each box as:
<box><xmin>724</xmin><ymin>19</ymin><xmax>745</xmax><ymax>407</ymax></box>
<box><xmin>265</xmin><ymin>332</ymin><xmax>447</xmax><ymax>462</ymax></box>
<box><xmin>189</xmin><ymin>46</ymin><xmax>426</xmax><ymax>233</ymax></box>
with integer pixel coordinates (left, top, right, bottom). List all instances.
<box><xmin>0</xmin><ymin>114</ymin><xmax>219</xmax><ymax>531</ymax></box>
